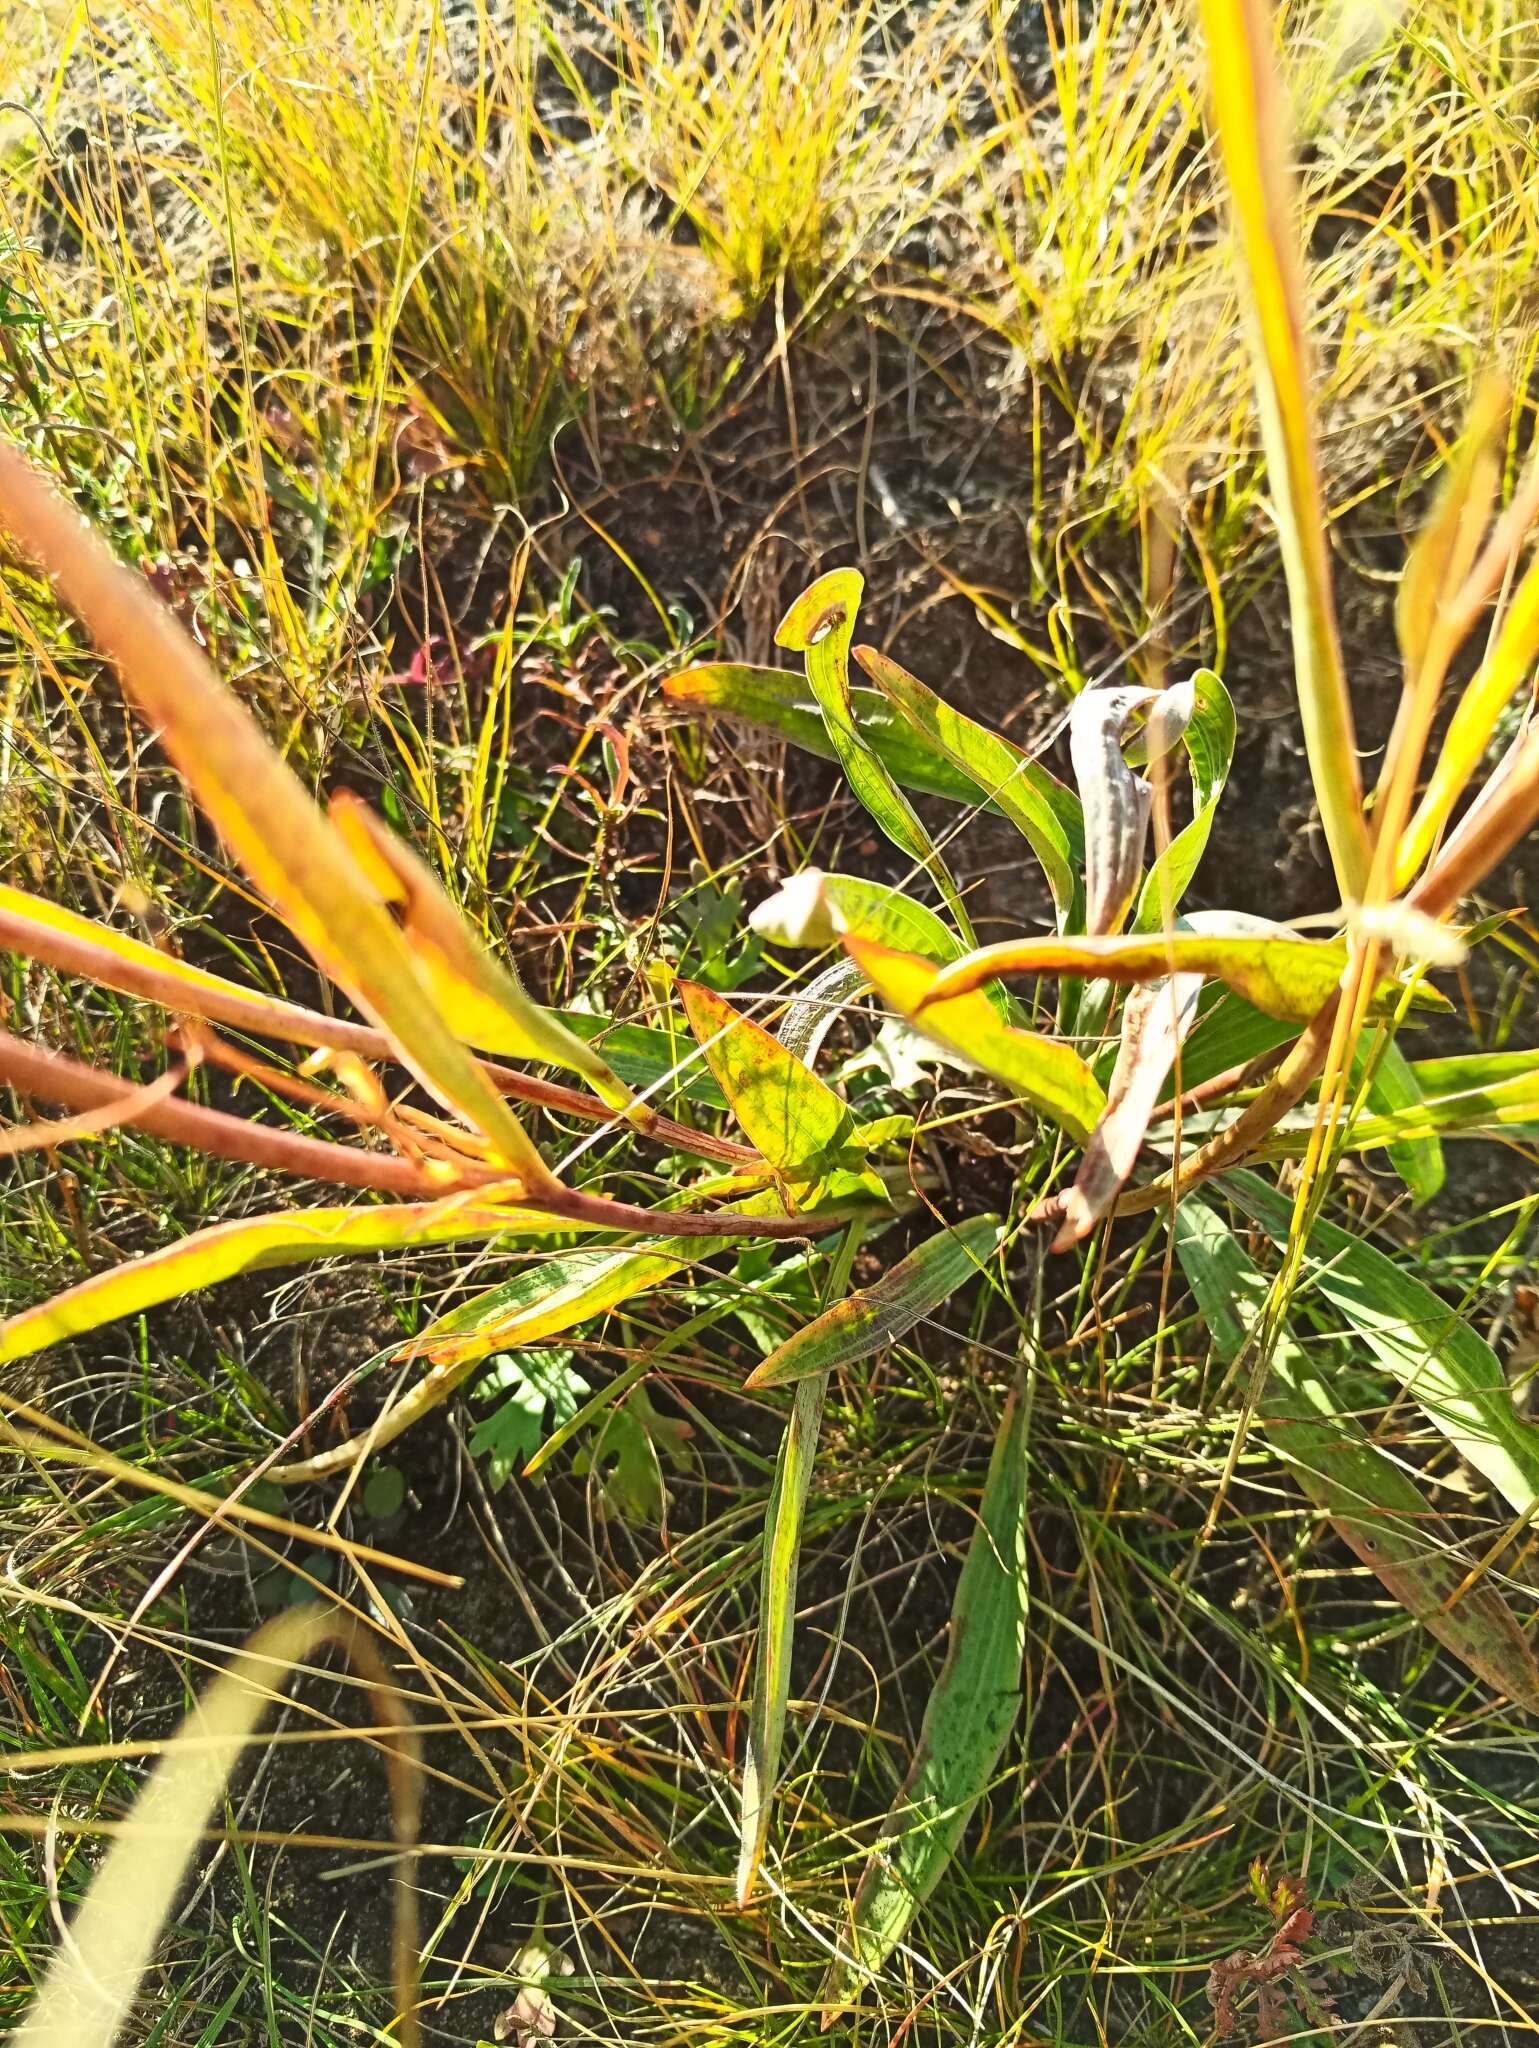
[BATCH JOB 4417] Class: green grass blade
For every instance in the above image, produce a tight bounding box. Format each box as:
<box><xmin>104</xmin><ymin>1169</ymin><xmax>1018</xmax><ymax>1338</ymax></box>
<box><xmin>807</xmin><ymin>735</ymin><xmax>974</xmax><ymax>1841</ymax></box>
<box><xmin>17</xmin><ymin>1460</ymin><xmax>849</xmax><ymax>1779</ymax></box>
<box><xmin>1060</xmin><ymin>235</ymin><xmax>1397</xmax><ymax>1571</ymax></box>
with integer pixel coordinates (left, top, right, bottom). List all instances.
<box><xmin>776</xmin><ymin>572</ymin><xmax>974</xmax><ymax>941</ymax></box>
<box><xmin>847</xmin><ymin>936</ymin><xmax>1106</xmax><ymax>1141</ymax></box>
<box><xmin>737</xmin><ymin>1370</ymin><xmax>827</xmax><ymax>1905</ymax></box>
<box><xmin>745</xmin><ymin>1214</ymin><xmax>1003</xmax><ymax>1390</ymax></box>
<box><xmin>1132</xmin><ymin>669</ymin><xmax>1236</xmax><ymax>930</ymax></box>
<box><xmin>1195</xmin><ymin>0</ymin><xmax>1371</xmax><ymax>900</ymax></box>
<box><xmin>1174</xmin><ymin>1199</ymin><xmax>1538</xmax><ymax>1702</ymax></box>
<box><xmin>853</xmin><ymin>645</ymin><xmax>1081</xmax><ymax>920</ymax></box>
<box><xmin>1227</xmin><ymin>1170</ymin><xmax>1539</xmax><ymax>1515</ymax></box>
<box><xmin>662</xmin><ymin>663</ymin><xmax>1012</xmax><ymax>812</ymax></box>
<box><xmin>680</xmin><ymin>981</ymin><xmax>857</xmax><ymax>1180</ymax></box>
<box><xmin>820</xmin><ymin>1366</ymin><xmax>1030</xmax><ymax>2014</ymax></box>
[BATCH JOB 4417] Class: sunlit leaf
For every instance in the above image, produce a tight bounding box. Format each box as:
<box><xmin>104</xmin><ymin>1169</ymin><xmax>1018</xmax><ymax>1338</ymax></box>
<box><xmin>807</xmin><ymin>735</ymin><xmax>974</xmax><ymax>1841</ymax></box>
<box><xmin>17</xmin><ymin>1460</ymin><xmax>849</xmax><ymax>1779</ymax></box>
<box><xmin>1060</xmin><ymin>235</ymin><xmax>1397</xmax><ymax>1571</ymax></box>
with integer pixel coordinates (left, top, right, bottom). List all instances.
<box><xmin>820</xmin><ymin>1368</ymin><xmax>1029</xmax><ymax>2012</ymax></box>
<box><xmin>1398</xmin><ymin>552</ymin><xmax>1539</xmax><ymax>885</ymax></box>
<box><xmin>1227</xmin><ymin>1171</ymin><xmax>1539</xmax><ymax>1516</ymax></box>
<box><xmin>749</xmin><ymin>869</ymin><xmax>966</xmax><ymax>964</ymax></box>
<box><xmin>923</xmin><ymin>925</ymin><xmax>1443</xmax><ymax>1025</ymax></box>
<box><xmin>269</xmin><ymin>1188</ymin><xmax>838</xmax><ymax>1484</ymax></box>
<box><xmin>1394</xmin><ymin>377</ymin><xmax>1504</xmax><ymax>684</ymax></box>
<box><xmin>330</xmin><ymin>793</ymin><xmax>634</xmax><ymax>1111</ymax></box>
<box><xmin>745</xmin><ymin>1213</ymin><xmax>1003</xmax><ymax>1389</ymax></box>
<box><xmin>1174</xmin><ymin>1199</ymin><xmax>1539</xmax><ymax>1702</ymax></box>
<box><xmin>0</xmin><ymin>1198</ymin><xmax>556</xmax><ymax>1365</ymax></box>
<box><xmin>662</xmin><ymin>662</ymin><xmax>997</xmax><ymax>810</ymax></box>
<box><xmin>847</xmin><ymin>936</ymin><xmax>1106</xmax><ymax>1141</ymax></box>
<box><xmin>853</xmin><ymin>645</ymin><xmax>1081</xmax><ymax>919</ymax></box>
<box><xmin>775</xmin><ymin>571</ymin><xmax>973</xmax><ymax>938</ymax></box>
<box><xmin>0</xmin><ymin>442</ymin><xmax>555</xmax><ymax>1194</ymax></box>
<box><xmin>1195</xmin><ymin>0</ymin><xmax>1371</xmax><ymax>900</ymax></box>
<box><xmin>679</xmin><ymin>980</ymin><xmax>860</xmax><ymax>1185</ymax></box>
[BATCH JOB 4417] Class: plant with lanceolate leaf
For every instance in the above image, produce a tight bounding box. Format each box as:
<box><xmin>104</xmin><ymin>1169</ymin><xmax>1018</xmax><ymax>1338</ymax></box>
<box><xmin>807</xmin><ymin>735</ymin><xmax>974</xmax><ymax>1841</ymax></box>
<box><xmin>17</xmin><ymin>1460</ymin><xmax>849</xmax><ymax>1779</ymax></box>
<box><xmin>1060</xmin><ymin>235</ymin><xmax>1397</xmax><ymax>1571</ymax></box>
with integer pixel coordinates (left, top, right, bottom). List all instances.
<box><xmin>6</xmin><ymin>0</ymin><xmax>1539</xmax><ymax>2037</ymax></box>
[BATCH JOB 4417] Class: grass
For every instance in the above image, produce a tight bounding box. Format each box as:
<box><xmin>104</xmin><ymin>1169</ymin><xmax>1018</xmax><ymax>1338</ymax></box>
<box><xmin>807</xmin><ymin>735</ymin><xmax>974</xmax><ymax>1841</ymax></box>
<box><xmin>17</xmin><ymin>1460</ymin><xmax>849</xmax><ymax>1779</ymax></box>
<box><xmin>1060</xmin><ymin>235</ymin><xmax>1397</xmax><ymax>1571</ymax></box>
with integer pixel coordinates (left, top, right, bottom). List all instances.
<box><xmin>4</xmin><ymin>0</ymin><xmax>1539</xmax><ymax>2043</ymax></box>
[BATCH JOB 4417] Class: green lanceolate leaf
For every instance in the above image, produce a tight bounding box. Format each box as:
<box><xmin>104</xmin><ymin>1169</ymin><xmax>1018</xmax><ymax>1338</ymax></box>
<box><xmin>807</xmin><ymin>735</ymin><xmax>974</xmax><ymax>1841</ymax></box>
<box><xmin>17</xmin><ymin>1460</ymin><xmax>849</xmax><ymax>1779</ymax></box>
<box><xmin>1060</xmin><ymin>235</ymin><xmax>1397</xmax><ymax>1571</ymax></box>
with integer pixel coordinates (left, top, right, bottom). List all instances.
<box><xmin>776</xmin><ymin>571</ymin><xmax>974</xmax><ymax>941</ymax></box>
<box><xmin>821</xmin><ymin>1367</ymin><xmax>1030</xmax><ymax>2014</ymax></box>
<box><xmin>1173</xmin><ymin>1199</ymin><xmax>1539</xmax><ymax>1702</ymax></box>
<box><xmin>737</xmin><ymin>1370</ymin><xmax>827</xmax><ymax>1904</ymax></box>
<box><xmin>745</xmin><ymin>1214</ymin><xmax>1004</xmax><ymax>1390</ymax></box>
<box><xmin>679</xmin><ymin>981</ymin><xmax>858</xmax><ymax>1183</ymax></box>
<box><xmin>1363</xmin><ymin>1037</ymin><xmax>1446</xmax><ymax>1207</ymax></box>
<box><xmin>662</xmin><ymin>663</ymin><xmax>1001</xmax><ymax>811</ymax></box>
<box><xmin>923</xmin><ymin>925</ymin><xmax>1444</xmax><ymax>1025</ymax></box>
<box><xmin>749</xmin><ymin>870</ymin><xmax>966</xmax><ymax>962</ymax></box>
<box><xmin>1227</xmin><ymin>1171</ymin><xmax>1539</xmax><ymax>1516</ymax></box>
<box><xmin>1132</xmin><ymin>669</ymin><xmax>1236</xmax><ymax>930</ymax></box>
<box><xmin>848</xmin><ymin>936</ymin><xmax>1106</xmax><ymax>1141</ymax></box>
<box><xmin>854</xmin><ymin>645</ymin><xmax>1081</xmax><ymax>920</ymax></box>
<box><xmin>0</xmin><ymin>1199</ymin><xmax>556</xmax><ymax>1364</ymax></box>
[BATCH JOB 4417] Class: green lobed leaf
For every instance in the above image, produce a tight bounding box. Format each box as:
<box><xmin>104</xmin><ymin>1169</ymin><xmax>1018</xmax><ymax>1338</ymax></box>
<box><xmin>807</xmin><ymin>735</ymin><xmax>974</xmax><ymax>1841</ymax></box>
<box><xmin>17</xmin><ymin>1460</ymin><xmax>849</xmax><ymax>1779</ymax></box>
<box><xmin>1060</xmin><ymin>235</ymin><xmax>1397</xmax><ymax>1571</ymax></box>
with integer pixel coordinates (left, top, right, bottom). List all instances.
<box><xmin>1173</xmin><ymin>1198</ymin><xmax>1538</xmax><ymax>1702</ymax></box>
<box><xmin>745</xmin><ymin>1214</ymin><xmax>1004</xmax><ymax>1390</ymax></box>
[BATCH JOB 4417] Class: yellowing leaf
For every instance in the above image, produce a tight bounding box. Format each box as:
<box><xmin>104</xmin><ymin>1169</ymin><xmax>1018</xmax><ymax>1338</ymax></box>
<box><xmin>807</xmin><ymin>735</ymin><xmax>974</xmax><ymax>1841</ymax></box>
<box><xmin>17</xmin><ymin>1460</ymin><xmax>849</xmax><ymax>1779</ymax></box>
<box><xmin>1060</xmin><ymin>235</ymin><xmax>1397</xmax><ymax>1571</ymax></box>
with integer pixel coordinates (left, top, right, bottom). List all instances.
<box><xmin>329</xmin><ymin>794</ymin><xmax>634</xmax><ymax>1111</ymax></box>
<box><xmin>776</xmin><ymin>571</ymin><xmax>973</xmax><ymax>940</ymax></box>
<box><xmin>0</xmin><ymin>443</ymin><xmax>556</xmax><ymax>1194</ymax></box>
<box><xmin>1397</xmin><ymin>553</ymin><xmax>1539</xmax><ymax>886</ymax></box>
<box><xmin>1196</xmin><ymin>0</ymin><xmax>1370</xmax><ymax>900</ymax></box>
<box><xmin>11</xmin><ymin>1606</ymin><xmax>422</xmax><ymax>2048</ymax></box>
<box><xmin>745</xmin><ymin>1214</ymin><xmax>1004</xmax><ymax>1390</ymax></box>
<box><xmin>847</xmin><ymin>936</ymin><xmax>1106</xmax><ymax>1141</ymax></box>
<box><xmin>0</xmin><ymin>1199</ymin><xmax>553</xmax><ymax>1365</ymax></box>
<box><xmin>923</xmin><ymin>926</ymin><xmax>1440</xmax><ymax>1025</ymax></box>
<box><xmin>680</xmin><ymin>980</ymin><xmax>857</xmax><ymax>1182</ymax></box>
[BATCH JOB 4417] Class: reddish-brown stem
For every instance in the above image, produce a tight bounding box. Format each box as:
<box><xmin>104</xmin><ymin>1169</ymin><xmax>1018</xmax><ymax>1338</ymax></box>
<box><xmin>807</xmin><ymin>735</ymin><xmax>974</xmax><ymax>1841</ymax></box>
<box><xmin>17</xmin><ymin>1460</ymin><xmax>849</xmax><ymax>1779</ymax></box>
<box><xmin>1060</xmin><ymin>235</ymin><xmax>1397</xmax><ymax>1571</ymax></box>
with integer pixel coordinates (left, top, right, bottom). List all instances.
<box><xmin>1109</xmin><ymin>995</ymin><xmax>1340</xmax><ymax>1221</ymax></box>
<box><xmin>0</xmin><ymin>908</ymin><xmax>757</xmax><ymax>1170</ymax></box>
<box><xmin>0</xmin><ymin>1030</ymin><xmax>826</xmax><ymax>1239</ymax></box>
<box><xmin>1153</xmin><ymin>1041</ymin><xmax>1290</xmax><ymax>1122</ymax></box>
